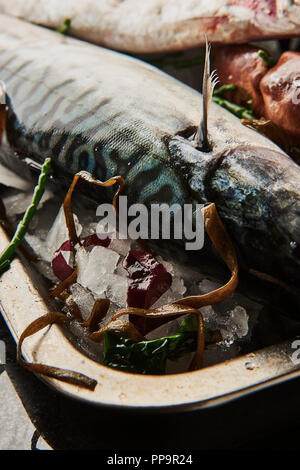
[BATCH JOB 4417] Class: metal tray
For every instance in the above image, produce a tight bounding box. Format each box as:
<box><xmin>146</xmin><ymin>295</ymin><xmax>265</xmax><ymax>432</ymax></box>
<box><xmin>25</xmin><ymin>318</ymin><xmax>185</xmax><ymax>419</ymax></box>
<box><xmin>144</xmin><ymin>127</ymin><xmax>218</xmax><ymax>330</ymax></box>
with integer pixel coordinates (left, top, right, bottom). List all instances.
<box><xmin>0</xmin><ymin>224</ymin><xmax>300</xmax><ymax>411</ymax></box>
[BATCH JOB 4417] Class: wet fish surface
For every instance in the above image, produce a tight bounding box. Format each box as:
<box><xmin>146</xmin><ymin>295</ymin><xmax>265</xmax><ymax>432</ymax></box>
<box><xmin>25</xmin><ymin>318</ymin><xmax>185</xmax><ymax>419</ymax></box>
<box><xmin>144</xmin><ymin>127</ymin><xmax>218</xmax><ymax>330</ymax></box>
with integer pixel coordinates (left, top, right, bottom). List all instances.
<box><xmin>0</xmin><ymin>15</ymin><xmax>299</xmax><ymax>296</ymax></box>
<box><xmin>0</xmin><ymin>0</ymin><xmax>299</xmax><ymax>53</ymax></box>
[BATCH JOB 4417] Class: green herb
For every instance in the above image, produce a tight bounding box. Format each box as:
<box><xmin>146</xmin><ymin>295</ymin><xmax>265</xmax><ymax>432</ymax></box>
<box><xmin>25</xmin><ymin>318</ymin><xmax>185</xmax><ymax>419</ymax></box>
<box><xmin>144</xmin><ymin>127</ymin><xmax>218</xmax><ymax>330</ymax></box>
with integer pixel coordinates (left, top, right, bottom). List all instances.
<box><xmin>0</xmin><ymin>158</ymin><xmax>51</xmax><ymax>275</ymax></box>
<box><xmin>103</xmin><ymin>314</ymin><xmax>219</xmax><ymax>374</ymax></box>
<box><xmin>212</xmin><ymin>95</ymin><xmax>255</xmax><ymax>120</ymax></box>
<box><xmin>213</xmin><ymin>84</ymin><xmax>237</xmax><ymax>97</ymax></box>
<box><xmin>56</xmin><ymin>18</ymin><xmax>72</xmax><ymax>35</ymax></box>
<box><xmin>258</xmin><ymin>49</ymin><xmax>276</xmax><ymax>68</ymax></box>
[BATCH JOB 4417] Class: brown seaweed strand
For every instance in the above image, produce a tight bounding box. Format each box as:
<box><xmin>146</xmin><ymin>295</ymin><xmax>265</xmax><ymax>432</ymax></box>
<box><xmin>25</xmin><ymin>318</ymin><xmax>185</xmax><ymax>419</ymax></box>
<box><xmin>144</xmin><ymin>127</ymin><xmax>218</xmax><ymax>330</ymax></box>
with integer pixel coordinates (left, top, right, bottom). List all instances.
<box><xmin>63</xmin><ymin>172</ymin><xmax>124</xmax><ymax>246</ymax></box>
<box><xmin>89</xmin><ymin>304</ymin><xmax>199</xmax><ymax>342</ymax></box>
<box><xmin>17</xmin><ymin>312</ymin><xmax>97</xmax><ymax>390</ymax></box>
<box><xmin>49</xmin><ymin>267</ymin><xmax>78</xmax><ymax>298</ymax></box>
<box><xmin>173</xmin><ymin>203</ymin><xmax>238</xmax><ymax>308</ymax></box>
<box><xmin>81</xmin><ymin>298</ymin><xmax>110</xmax><ymax>331</ymax></box>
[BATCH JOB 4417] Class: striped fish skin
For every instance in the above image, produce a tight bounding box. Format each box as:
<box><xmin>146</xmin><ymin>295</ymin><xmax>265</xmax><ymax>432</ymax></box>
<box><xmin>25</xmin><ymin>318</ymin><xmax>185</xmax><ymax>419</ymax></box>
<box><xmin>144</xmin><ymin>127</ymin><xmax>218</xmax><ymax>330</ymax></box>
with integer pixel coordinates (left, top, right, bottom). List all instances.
<box><xmin>0</xmin><ymin>15</ymin><xmax>299</xmax><ymax>292</ymax></box>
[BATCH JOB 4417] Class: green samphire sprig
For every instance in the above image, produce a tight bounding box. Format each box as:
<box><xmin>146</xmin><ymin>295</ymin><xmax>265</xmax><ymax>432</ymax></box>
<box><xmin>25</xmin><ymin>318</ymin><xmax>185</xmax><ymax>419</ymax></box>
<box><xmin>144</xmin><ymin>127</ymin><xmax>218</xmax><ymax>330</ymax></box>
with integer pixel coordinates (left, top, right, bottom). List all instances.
<box><xmin>0</xmin><ymin>158</ymin><xmax>51</xmax><ymax>275</ymax></box>
<box><xmin>56</xmin><ymin>18</ymin><xmax>72</xmax><ymax>35</ymax></box>
<box><xmin>213</xmin><ymin>84</ymin><xmax>255</xmax><ymax>120</ymax></box>
<box><xmin>258</xmin><ymin>49</ymin><xmax>277</xmax><ymax>68</ymax></box>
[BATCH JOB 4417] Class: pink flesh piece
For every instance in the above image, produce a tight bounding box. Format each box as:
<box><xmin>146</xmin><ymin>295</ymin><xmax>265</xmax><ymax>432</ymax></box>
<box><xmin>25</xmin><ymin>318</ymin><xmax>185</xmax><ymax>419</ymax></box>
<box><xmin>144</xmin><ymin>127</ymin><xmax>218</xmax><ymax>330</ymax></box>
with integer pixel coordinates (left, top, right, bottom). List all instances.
<box><xmin>80</xmin><ymin>233</ymin><xmax>111</xmax><ymax>250</ymax></box>
<box><xmin>123</xmin><ymin>250</ymin><xmax>172</xmax><ymax>309</ymax></box>
<box><xmin>52</xmin><ymin>240</ymin><xmax>75</xmax><ymax>281</ymax></box>
<box><xmin>52</xmin><ymin>232</ymin><xmax>111</xmax><ymax>281</ymax></box>
<box><xmin>123</xmin><ymin>250</ymin><xmax>173</xmax><ymax>334</ymax></box>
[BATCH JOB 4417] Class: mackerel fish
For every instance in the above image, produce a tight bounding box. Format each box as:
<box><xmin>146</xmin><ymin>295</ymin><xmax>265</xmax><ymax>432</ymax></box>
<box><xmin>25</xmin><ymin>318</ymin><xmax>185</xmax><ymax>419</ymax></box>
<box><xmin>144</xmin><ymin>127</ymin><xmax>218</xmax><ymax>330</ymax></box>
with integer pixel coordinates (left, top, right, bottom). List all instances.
<box><xmin>0</xmin><ymin>15</ymin><xmax>299</xmax><ymax>300</ymax></box>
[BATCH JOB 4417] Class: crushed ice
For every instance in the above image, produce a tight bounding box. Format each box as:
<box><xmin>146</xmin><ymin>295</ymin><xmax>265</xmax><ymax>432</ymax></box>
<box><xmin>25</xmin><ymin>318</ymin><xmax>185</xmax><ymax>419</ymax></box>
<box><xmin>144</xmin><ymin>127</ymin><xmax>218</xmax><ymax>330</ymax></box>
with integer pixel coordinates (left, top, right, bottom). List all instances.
<box><xmin>0</xmin><ymin>174</ymin><xmax>256</xmax><ymax>371</ymax></box>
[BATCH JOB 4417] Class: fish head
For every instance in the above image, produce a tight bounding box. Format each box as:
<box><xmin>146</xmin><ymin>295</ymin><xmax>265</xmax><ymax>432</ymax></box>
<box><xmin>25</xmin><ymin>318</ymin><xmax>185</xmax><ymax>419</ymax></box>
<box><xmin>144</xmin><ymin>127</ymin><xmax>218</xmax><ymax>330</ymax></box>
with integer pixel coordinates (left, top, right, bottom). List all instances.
<box><xmin>168</xmin><ymin>134</ymin><xmax>300</xmax><ymax>289</ymax></box>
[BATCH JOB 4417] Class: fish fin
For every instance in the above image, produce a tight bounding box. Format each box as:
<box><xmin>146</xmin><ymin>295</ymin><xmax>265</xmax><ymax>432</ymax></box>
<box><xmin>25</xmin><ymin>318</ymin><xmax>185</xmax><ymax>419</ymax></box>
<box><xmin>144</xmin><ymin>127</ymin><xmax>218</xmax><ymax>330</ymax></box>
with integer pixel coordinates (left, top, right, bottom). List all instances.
<box><xmin>0</xmin><ymin>80</ymin><xmax>6</xmax><ymax>145</ymax></box>
<box><xmin>194</xmin><ymin>38</ymin><xmax>219</xmax><ymax>151</ymax></box>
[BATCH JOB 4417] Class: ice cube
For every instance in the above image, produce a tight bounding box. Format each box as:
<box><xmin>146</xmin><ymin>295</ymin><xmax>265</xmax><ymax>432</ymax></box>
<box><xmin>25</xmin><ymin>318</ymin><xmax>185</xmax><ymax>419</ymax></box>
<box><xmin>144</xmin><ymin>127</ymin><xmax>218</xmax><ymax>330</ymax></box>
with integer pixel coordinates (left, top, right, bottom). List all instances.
<box><xmin>76</xmin><ymin>245</ymin><xmax>120</xmax><ymax>296</ymax></box>
<box><xmin>170</xmin><ymin>276</ymin><xmax>186</xmax><ymax>297</ymax></box>
<box><xmin>146</xmin><ymin>316</ymin><xmax>184</xmax><ymax>339</ymax></box>
<box><xmin>224</xmin><ymin>306</ymin><xmax>249</xmax><ymax>339</ymax></box>
<box><xmin>115</xmin><ymin>261</ymin><xmax>127</xmax><ymax>277</ymax></box>
<box><xmin>70</xmin><ymin>283</ymin><xmax>96</xmax><ymax>321</ymax></box>
<box><xmin>3</xmin><ymin>186</ymin><xmax>54</xmax><ymax>219</ymax></box>
<box><xmin>200</xmin><ymin>305</ymin><xmax>216</xmax><ymax>323</ymax></box>
<box><xmin>152</xmin><ymin>287</ymin><xmax>180</xmax><ymax>307</ymax></box>
<box><xmin>148</xmin><ymin>255</ymin><xmax>187</xmax><ymax>308</ymax></box>
<box><xmin>105</xmin><ymin>274</ymin><xmax>128</xmax><ymax>307</ymax></box>
<box><xmin>109</xmin><ymin>236</ymin><xmax>132</xmax><ymax>257</ymax></box>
